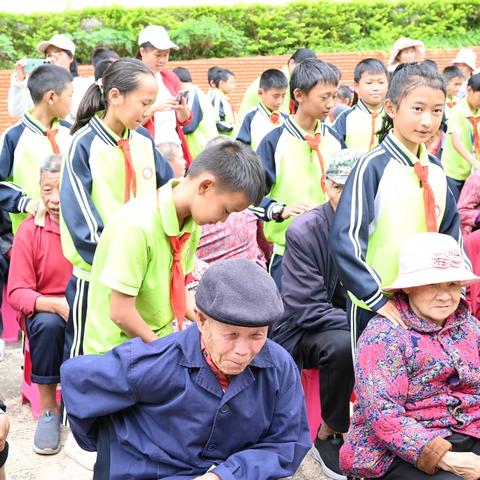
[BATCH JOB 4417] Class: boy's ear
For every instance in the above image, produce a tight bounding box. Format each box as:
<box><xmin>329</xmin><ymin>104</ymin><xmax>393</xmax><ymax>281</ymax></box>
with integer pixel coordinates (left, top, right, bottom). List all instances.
<box><xmin>383</xmin><ymin>98</ymin><xmax>396</xmax><ymax>119</ymax></box>
<box><xmin>43</xmin><ymin>89</ymin><xmax>56</xmax><ymax>105</ymax></box>
<box><xmin>258</xmin><ymin>88</ymin><xmax>264</xmax><ymax>96</ymax></box>
<box><xmin>292</xmin><ymin>87</ymin><xmax>304</xmax><ymax>103</ymax></box>
<box><xmin>197</xmin><ymin>176</ymin><xmax>215</xmax><ymax>195</ymax></box>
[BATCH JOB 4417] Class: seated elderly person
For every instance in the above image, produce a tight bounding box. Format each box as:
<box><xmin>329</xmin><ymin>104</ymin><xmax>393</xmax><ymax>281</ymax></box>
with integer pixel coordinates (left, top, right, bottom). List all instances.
<box><xmin>340</xmin><ymin>232</ymin><xmax>480</xmax><ymax>480</ymax></box>
<box><xmin>61</xmin><ymin>259</ymin><xmax>311</xmax><ymax>480</ymax></box>
<box><xmin>7</xmin><ymin>154</ymin><xmax>72</xmax><ymax>455</ymax></box>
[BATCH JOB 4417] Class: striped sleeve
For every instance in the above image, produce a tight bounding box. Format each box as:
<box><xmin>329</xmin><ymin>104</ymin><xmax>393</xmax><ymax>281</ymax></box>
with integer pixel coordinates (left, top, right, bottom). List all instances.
<box><xmin>331</xmin><ymin>108</ymin><xmax>349</xmax><ymax>143</ymax></box>
<box><xmin>255</xmin><ymin>128</ymin><xmax>284</xmax><ymax>221</ymax></box>
<box><xmin>0</xmin><ymin>123</ymin><xmax>31</xmax><ymax>212</ymax></box>
<box><xmin>430</xmin><ymin>154</ymin><xmax>471</xmax><ymax>269</ymax></box>
<box><xmin>235</xmin><ymin>111</ymin><xmax>254</xmax><ymax>145</ymax></box>
<box><xmin>60</xmin><ymin>129</ymin><xmax>104</xmax><ymax>266</ymax></box>
<box><xmin>182</xmin><ymin>91</ymin><xmax>203</xmax><ymax>134</ymax></box>
<box><xmin>330</xmin><ymin>151</ymin><xmax>388</xmax><ymax>311</ymax></box>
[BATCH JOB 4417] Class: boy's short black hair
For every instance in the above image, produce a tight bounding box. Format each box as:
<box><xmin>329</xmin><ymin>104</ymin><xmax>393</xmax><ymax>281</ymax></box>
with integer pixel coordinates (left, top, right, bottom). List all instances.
<box><xmin>27</xmin><ymin>64</ymin><xmax>73</xmax><ymax>104</ymax></box>
<box><xmin>187</xmin><ymin>140</ymin><xmax>265</xmax><ymax>206</ymax></box>
<box><xmin>290</xmin><ymin>58</ymin><xmax>339</xmax><ymax>99</ymax></box>
<box><xmin>259</xmin><ymin>69</ymin><xmax>288</xmax><ymax>90</ymax></box>
<box><xmin>210</xmin><ymin>68</ymin><xmax>235</xmax><ymax>88</ymax></box>
<box><xmin>468</xmin><ymin>72</ymin><xmax>480</xmax><ymax>92</ymax></box>
<box><xmin>353</xmin><ymin>58</ymin><xmax>388</xmax><ymax>83</ymax></box>
<box><xmin>173</xmin><ymin>66</ymin><xmax>192</xmax><ymax>83</ymax></box>
<box><xmin>207</xmin><ymin>65</ymin><xmax>221</xmax><ymax>84</ymax></box>
<box><xmin>91</xmin><ymin>48</ymin><xmax>120</xmax><ymax>67</ymax></box>
<box><xmin>289</xmin><ymin>48</ymin><xmax>317</xmax><ymax>64</ymax></box>
<box><xmin>422</xmin><ymin>59</ymin><xmax>438</xmax><ymax>74</ymax></box>
<box><xmin>442</xmin><ymin>65</ymin><xmax>466</xmax><ymax>83</ymax></box>
<box><xmin>336</xmin><ymin>85</ymin><xmax>353</xmax><ymax>101</ymax></box>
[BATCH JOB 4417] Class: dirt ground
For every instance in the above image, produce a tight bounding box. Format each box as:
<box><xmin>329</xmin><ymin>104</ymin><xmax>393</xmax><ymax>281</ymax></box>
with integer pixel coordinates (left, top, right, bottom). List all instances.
<box><xmin>1</xmin><ymin>342</ymin><xmax>328</xmax><ymax>480</ymax></box>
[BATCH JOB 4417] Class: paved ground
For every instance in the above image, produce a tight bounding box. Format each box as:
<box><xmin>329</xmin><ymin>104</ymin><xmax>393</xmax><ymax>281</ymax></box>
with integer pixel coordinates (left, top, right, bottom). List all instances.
<box><xmin>1</xmin><ymin>342</ymin><xmax>329</xmax><ymax>480</ymax></box>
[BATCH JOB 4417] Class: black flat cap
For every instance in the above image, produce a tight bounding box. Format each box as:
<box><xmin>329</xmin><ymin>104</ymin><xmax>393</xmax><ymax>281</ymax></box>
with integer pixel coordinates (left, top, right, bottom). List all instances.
<box><xmin>195</xmin><ymin>259</ymin><xmax>284</xmax><ymax>327</ymax></box>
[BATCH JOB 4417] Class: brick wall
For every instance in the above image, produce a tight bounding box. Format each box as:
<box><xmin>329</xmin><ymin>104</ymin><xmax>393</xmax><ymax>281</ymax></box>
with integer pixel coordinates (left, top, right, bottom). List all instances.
<box><xmin>1</xmin><ymin>46</ymin><xmax>479</xmax><ymax>134</ymax></box>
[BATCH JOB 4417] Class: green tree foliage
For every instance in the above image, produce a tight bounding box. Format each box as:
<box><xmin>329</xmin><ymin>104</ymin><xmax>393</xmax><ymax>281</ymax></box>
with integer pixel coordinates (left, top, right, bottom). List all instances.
<box><xmin>0</xmin><ymin>0</ymin><xmax>478</xmax><ymax>67</ymax></box>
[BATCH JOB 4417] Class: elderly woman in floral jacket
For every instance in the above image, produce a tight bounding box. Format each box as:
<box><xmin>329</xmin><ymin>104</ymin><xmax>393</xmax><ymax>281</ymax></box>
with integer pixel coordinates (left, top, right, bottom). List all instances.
<box><xmin>340</xmin><ymin>232</ymin><xmax>480</xmax><ymax>480</ymax></box>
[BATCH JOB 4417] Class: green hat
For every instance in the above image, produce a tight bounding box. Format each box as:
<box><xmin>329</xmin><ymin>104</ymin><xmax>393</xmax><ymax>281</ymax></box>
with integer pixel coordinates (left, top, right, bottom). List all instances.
<box><xmin>326</xmin><ymin>149</ymin><xmax>363</xmax><ymax>185</ymax></box>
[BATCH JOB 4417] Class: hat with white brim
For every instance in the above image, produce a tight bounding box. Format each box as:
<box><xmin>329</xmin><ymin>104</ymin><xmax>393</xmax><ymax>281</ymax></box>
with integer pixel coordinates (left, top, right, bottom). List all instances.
<box><xmin>452</xmin><ymin>48</ymin><xmax>477</xmax><ymax>73</ymax></box>
<box><xmin>384</xmin><ymin>232</ymin><xmax>480</xmax><ymax>291</ymax></box>
<box><xmin>37</xmin><ymin>34</ymin><xmax>75</xmax><ymax>56</ymax></box>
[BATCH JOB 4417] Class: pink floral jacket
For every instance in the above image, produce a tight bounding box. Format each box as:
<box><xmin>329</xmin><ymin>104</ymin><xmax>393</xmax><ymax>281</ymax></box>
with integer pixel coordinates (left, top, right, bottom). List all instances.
<box><xmin>340</xmin><ymin>292</ymin><xmax>480</xmax><ymax>477</ymax></box>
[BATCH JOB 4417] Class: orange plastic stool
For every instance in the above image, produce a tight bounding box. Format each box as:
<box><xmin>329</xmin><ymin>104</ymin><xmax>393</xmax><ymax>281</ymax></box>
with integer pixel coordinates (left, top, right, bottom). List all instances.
<box><xmin>21</xmin><ymin>336</ymin><xmax>61</xmax><ymax>419</ymax></box>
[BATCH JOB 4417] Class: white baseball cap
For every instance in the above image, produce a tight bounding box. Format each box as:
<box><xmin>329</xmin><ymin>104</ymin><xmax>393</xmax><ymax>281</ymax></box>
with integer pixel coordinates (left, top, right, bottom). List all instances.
<box><xmin>138</xmin><ymin>25</ymin><xmax>178</xmax><ymax>51</ymax></box>
<box><xmin>37</xmin><ymin>34</ymin><xmax>76</xmax><ymax>56</ymax></box>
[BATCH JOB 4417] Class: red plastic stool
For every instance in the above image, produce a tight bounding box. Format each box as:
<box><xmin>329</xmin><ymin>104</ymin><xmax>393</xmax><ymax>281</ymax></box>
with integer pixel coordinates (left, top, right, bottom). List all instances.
<box><xmin>2</xmin><ymin>285</ymin><xmax>19</xmax><ymax>343</ymax></box>
<box><xmin>301</xmin><ymin>368</ymin><xmax>357</xmax><ymax>442</ymax></box>
<box><xmin>21</xmin><ymin>336</ymin><xmax>61</xmax><ymax>419</ymax></box>
<box><xmin>301</xmin><ymin>368</ymin><xmax>323</xmax><ymax>442</ymax></box>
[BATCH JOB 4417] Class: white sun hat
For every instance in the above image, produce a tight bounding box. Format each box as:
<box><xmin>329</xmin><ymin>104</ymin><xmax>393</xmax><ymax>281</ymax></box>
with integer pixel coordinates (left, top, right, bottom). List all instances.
<box><xmin>452</xmin><ymin>48</ymin><xmax>477</xmax><ymax>72</ymax></box>
<box><xmin>384</xmin><ymin>232</ymin><xmax>480</xmax><ymax>291</ymax></box>
<box><xmin>388</xmin><ymin>37</ymin><xmax>425</xmax><ymax>66</ymax></box>
<box><xmin>37</xmin><ymin>34</ymin><xmax>76</xmax><ymax>56</ymax></box>
<box><xmin>138</xmin><ymin>25</ymin><xmax>178</xmax><ymax>50</ymax></box>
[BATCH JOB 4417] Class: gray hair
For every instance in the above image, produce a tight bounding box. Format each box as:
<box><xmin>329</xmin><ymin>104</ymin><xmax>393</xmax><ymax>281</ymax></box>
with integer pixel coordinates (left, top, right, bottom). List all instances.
<box><xmin>39</xmin><ymin>154</ymin><xmax>63</xmax><ymax>175</ymax></box>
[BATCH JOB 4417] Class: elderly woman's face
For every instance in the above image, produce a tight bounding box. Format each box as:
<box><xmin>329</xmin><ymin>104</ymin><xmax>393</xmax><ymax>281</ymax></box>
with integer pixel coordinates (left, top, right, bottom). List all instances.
<box><xmin>404</xmin><ymin>282</ymin><xmax>462</xmax><ymax>324</ymax></box>
<box><xmin>40</xmin><ymin>171</ymin><xmax>60</xmax><ymax>223</ymax></box>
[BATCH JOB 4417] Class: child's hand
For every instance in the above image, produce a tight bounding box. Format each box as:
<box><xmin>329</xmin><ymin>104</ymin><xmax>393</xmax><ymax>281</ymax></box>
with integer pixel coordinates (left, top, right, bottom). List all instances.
<box><xmin>193</xmin><ymin>473</ymin><xmax>220</xmax><ymax>480</ymax></box>
<box><xmin>281</xmin><ymin>203</ymin><xmax>313</xmax><ymax>220</ymax></box>
<box><xmin>25</xmin><ymin>199</ymin><xmax>40</xmax><ymax>216</ymax></box>
<box><xmin>376</xmin><ymin>299</ymin><xmax>407</xmax><ymax>329</ymax></box>
<box><xmin>15</xmin><ymin>60</ymin><xmax>26</xmax><ymax>81</ymax></box>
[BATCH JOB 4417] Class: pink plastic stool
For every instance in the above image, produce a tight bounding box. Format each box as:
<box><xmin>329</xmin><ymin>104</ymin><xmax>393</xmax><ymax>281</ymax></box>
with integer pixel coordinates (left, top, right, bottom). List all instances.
<box><xmin>21</xmin><ymin>336</ymin><xmax>61</xmax><ymax>419</ymax></box>
<box><xmin>2</xmin><ymin>285</ymin><xmax>19</xmax><ymax>343</ymax></box>
<box><xmin>301</xmin><ymin>368</ymin><xmax>323</xmax><ymax>441</ymax></box>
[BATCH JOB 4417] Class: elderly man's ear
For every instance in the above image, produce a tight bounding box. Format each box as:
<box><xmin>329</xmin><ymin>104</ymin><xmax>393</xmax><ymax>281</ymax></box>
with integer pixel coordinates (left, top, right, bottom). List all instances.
<box><xmin>194</xmin><ymin>308</ymin><xmax>208</xmax><ymax>328</ymax></box>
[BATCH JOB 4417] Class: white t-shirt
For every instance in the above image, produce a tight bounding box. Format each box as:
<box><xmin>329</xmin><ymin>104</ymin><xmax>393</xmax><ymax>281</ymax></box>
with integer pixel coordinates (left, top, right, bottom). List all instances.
<box><xmin>153</xmin><ymin>73</ymin><xmax>181</xmax><ymax>146</ymax></box>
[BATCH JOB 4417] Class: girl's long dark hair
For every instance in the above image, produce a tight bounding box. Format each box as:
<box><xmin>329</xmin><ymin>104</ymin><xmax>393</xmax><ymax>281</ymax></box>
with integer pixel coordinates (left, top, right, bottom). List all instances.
<box><xmin>377</xmin><ymin>62</ymin><xmax>447</xmax><ymax>144</ymax></box>
<box><xmin>71</xmin><ymin>58</ymin><xmax>154</xmax><ymax>134</ymax></box>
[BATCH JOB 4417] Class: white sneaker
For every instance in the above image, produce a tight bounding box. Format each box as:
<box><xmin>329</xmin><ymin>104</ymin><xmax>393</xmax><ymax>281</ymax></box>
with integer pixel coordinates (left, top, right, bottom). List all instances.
<box><xmin>63</xmin><ymin>430</ymin><xmax>96</xmax><ymax>471</ymax></box>
<box><xmin>0</xmin><ymin>338</ymin><xmax>5</xmax><ymax>362</ymax></box>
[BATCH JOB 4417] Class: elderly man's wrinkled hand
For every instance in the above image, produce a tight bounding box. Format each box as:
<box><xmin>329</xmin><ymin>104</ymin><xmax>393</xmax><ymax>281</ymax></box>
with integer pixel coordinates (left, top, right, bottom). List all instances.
<box><xmin>193</xmin><ymin>473</ymin><xmax>220</xmax><ymax>480</ymax></box>
<box><xmin>0</xmin><ymin>412</ymin><xmax>10</xmax><ymax>452</ymax></box>
<box><xmin>437</xmin><ymin>451</ymin><xmax>480</xmax><ymax>480</ymax></box>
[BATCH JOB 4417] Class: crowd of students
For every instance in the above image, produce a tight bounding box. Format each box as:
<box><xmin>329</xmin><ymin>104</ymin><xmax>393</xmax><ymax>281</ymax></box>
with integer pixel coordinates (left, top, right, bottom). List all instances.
<box><xmin>0</xmin><ymin>25</ymin><xmax>480</xmax><ymax>480</ymax></box>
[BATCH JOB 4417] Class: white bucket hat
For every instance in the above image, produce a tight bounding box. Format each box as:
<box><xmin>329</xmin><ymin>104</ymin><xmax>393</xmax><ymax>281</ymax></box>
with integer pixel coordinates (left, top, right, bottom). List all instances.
<box><xmin>384</xmin><ymin>232</ymin><xmax>480</xmax><ymax>291</ymax></box>
<box><xmin>37</xmin><ymin>34</ymin><xmax>76</xmax><ymax>56</ymax></box>
<box><xmin>452</xmin><ymin>48</ymin><xmax>477</xmax><ymax>72</ymax></box>
<box><xmin>138</xmin><ymin>25</ymin><xmax>178</xmax><ymax>50</ymax></box>
<box><xmin>388</xmin><ymin>37</ymin><xmax>425</xmax><ymax>66</ymax></box>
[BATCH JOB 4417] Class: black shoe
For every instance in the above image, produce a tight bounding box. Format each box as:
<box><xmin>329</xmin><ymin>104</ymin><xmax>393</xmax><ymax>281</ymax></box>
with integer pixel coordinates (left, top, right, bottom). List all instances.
<box><xmin>312</xmin><ymin>434</ymin><xmax>347</xmax><ymax>480</ymax></box>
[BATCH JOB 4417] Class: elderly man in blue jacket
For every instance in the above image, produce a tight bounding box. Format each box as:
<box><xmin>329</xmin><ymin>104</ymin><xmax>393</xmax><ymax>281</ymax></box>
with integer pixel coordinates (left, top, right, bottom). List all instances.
<box><xmin>272</xmin><ymin>150</ymin><xmax>360</xmax><ymax>480</ymax></box>
<box><xmin>61</xmin><ymin>259</ymin><xmax>311</xmax><ymax>480</ymax></box>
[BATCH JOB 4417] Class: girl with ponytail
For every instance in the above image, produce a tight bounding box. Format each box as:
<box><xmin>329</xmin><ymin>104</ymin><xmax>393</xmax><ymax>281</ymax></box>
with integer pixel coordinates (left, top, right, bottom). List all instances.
<box><xmin>330</xmin><ymin>62</ymin><xmax>464</xmax><ymax>348</ymax></box>
<box><xmin>60</xmin><ymin>57</ymin><xmax>173</xmax><ymax>372</ymax></box>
